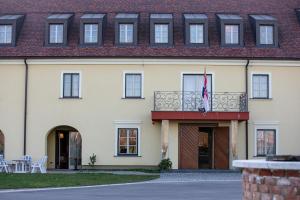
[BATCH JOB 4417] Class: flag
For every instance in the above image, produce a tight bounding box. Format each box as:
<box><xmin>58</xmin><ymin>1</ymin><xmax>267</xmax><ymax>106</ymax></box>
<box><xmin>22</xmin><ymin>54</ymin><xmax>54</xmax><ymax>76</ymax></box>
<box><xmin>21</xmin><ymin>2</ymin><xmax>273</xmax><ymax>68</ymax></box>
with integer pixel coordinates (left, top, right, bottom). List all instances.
<box><xmin>202</xmin><ymin>68</ymin><xmax>210</xmax><ymax>112</ymax></box>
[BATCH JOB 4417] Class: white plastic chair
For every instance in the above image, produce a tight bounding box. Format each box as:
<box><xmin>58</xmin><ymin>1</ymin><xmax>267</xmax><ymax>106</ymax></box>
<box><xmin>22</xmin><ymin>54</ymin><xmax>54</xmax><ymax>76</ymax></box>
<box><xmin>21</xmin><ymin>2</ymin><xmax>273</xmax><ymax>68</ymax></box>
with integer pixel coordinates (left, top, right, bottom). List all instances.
<box><xmin>31</xmin><ymin>156</ymin><xmax>47</xmax><ymax>173</ymax></box>
<box><xmin>22</xmin><ymin>155</ymin><xmax>32</xmax><ymax>172</ymax></box>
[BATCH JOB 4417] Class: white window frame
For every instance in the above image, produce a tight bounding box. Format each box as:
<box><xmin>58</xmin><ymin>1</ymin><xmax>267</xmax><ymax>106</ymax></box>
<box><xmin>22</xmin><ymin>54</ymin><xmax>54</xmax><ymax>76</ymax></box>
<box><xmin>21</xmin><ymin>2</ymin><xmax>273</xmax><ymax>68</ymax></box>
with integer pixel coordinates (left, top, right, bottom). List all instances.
<box><xmin>180</xmin><ymin>71</ymin><xmax>215</xmax><ymax>93</ymax></box>
<box><xmin>154</xmin><ymin>24</ymin><xmax>169</xmax><ymax>44</ymax></box>
<box><xmin>49</xmin><ymin>24</ymin><xmax>64</xmax><ymax>44</ymax></box>
<box><xmin>259</xmin><ymin>25</ymin><xmax>274</xmax><ymax>45</ymax></box>
<box><xmin>60</xmin><ymin>71</ymin><xmax>82</xmax><ymax>98</ymax></box>
<box><xmin>119</xmin><ymin>23</ymin><xmax>134</xmax><ymax>44</ymax></box>
<box><xmin>84</xmin><ymin>24</ymin><xmax>98</xmax><ymax>44</ymax></box>
<box><xmin>250</xmin><ymin>72</ymin><xmax>272</xmax><ymax>99</ymax></box>
<box><xmin>224</xmin><ymin>24</ymin><xmax>239</xmax><ymax>44</ymax></box>
<box><xmin>122</xmin><ymin>71</ymin><xmax>144</xmax><ymax>98</ymax></box>
<box><xmin>189</xmin><ymin>24</ymin><xmax>204</xmax><ymax>44</ymax></box>
<box><xmin>253</xmin><ymin>121</ymin><xmax>279</xmax><ymax>157</ymax></box>
<box><xmin>114</xmin><ymin>120</ymin><xmax>142</xmax><ymax>157</ymax></box>
<box><xmin>0</xmin><ymin>25</ymin><xmax>13</xmax><ymax>44</ymax></box>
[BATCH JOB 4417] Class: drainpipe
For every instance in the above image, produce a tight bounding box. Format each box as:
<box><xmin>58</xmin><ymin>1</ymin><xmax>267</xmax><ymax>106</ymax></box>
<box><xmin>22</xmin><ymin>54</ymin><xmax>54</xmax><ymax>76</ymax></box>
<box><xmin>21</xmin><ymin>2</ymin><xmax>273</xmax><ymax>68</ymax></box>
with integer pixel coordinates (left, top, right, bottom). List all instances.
<box><xmin>245</xmin><ymin>59</ymin><xmax>250</xmax><ymax>160</ymax></box>
<box><xmin>23</xmin><ymin>58</ymin><xmax>28</xmax><ymax>155</ymax></box>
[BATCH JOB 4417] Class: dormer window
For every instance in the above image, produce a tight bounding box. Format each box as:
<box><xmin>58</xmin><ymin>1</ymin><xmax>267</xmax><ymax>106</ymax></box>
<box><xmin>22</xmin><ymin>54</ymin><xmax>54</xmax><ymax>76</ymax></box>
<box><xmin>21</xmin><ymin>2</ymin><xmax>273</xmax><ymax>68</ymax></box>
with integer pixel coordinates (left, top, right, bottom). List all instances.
<box><xmin>184</xmin><ymin>14</ymin><xmax>208</xmax><ymax>47</ymax></box>
<box><xmin>45</xmin><ymin>13</ymin><xmax>73</xmax><ymax>47</ymax></box>
<box><xmin>216</xmin><ymin>14</ymin><xmax>244</xmax><ymax>47</ymax></box>
<box><xmin>150</xmin><ymin>14</ymin><xmax>173</xmax><ymax>46</ymax></box>
<box><xmin>0</xmin><ymin>14</ymin><xmax>25</xmax><ymax>47</ymax></box>
<box><xmin>249</xmin><ymin>15</ymin><xmax>278</xmax><ymax>48</ymax></box>
<box><xmin>80</xmin><ymin>14</ymin><xmax>105</xmax><ymax>46</ymax></box>
<box><xmin>115</xmin><ymin>13</ymin><xmax>138</xmax><ymax>46</ymax></box>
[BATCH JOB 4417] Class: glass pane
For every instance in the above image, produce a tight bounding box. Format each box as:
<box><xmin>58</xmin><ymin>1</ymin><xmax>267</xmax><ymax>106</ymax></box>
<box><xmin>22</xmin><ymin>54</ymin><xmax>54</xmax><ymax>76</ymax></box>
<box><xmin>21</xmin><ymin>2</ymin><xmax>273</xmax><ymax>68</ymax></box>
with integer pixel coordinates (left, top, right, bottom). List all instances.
<box><xmin>63</xmin><ymin>74</ymin><xmax>72</xmax><ymax>97</ymax></box>
<box><xmin>119</xmin><ymin>137</ymin><xmax>127</xmax><ymax>146</ymax></box>
<box><xmin>119</xmin><ymin>129</ymin><xmax>127</xmax><ymax>137</ymax></box>
<box><xmin>69</xmin><ymin>132</ymin><xmax>82</xmax><ymax>169</ymax></box>
<box><xmin>225</xmin><ymin>25</ymin><xmax>239</xmax><ymax>44</ymax></box>
<box><xmin>126</xmin><ymin>74</ymin><xmax>141</xmax><ymax>97</ymax></box>
<box><xmin>129</xmin><ymin>146</ymin><xmax>137</xmax><ymax>154</ymax></box>
<box><xmin>129</xmin><ymin>137</ymin><xmax>136</xmax><ymax>145</ymax></box>
<box><xmin>0</xmin><ymin>25</ymin><xmax>12</xmax><ymax>44</ymax></box>
<box><xmin>155</xmin><ymin>24</ymin><xmax>168</xmax><ymax>43</ymax></box>
<box><xmin>260</xmin><ymin>25</ymin><xmax>274</xmax><ymax>45</ymax></box>
<box><xmin>72</xmin><ymin>74</ymin><xmax>80</xmax><ymax>97</ymax></box>
<box><xmin>119</xmin><ymin>146</ymin><xmax>127</xmax><ymax>154</ymax></box>
<box><xmin>50</xmin><ymin>24</ymin><xmax>63</xmax><ymax>43</ymax></box>
<box><xmin>119</xmin><ymin>24</ymin><xmax>133</xmax><ymax>43</ymax></box>
<box><xmin>84</xmin><ymin>24</ymin><xmax>98</xmax><ymax>43</ymax></box>
<box><xmin>129</xmin><ymin>129</ymin><xmax>137</xmax><ymax>137</ymax></box>
<box><xmin>190</xmin><ymin>24</ymin><xmax>204</xmax><ymax>44</ymax></box>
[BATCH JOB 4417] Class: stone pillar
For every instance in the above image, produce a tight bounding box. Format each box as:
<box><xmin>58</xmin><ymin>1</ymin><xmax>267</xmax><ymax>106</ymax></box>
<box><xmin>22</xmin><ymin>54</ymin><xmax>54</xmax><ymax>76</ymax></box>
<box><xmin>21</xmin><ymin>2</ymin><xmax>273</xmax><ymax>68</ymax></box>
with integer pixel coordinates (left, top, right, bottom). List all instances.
<box><xmin>230</xmin><ymin>120</ymin><xmax>238</xmax><ymax>161</ymax></box>
<box><xmin>161</xmin><ymin>120</ymin><xmax>169</xmax><ymax>159</ymax></box>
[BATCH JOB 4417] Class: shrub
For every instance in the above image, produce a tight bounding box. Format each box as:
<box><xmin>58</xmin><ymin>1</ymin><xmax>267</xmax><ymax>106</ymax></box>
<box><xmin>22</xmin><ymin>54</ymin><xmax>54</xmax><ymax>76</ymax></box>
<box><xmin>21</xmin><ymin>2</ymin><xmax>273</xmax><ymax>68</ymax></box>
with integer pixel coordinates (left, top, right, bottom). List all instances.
<box><xmin>88</xmin><ymin>153</ymin><xmax>96</xmax><ymax>167</ymax></box>
<box><xmin>158</xmin><ymin>158</ymin><xmax>172</xmax><ymax>171</ymax></box>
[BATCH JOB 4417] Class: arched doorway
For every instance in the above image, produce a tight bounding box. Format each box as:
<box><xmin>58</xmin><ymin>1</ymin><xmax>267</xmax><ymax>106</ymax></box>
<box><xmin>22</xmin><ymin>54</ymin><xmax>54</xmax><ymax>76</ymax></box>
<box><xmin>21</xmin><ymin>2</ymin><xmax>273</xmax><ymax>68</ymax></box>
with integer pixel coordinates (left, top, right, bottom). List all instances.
<box><xmin>47</xmin><ymin>126</ymin><xmax>82</xmax><ymax>170</ymax></box>
<box><xmin>0</xmin><ymin>131</ymin><xmax>4</xmax><ymax>156</ymax></box>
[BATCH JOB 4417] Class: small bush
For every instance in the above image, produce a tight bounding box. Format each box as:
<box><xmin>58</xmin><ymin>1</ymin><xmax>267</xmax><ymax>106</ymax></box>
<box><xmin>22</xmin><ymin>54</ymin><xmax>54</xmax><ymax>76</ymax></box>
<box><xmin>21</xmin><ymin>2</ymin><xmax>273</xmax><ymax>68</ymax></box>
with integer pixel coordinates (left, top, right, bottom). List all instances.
<box><xmin>158</xmin><ymin>158</ymin><xmax>172</xmax><ymax>171</ymax></box>
<box><xmin>88</xmin><ymin>153</ymin><xmax>96</xmax><ymax>167</ymax></box>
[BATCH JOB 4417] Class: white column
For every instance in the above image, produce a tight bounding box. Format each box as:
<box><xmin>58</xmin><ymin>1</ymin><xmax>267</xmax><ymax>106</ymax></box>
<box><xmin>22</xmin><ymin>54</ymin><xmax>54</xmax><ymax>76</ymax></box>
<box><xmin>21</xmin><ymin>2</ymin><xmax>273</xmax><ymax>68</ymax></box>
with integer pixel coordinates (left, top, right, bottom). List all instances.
<box><xmin>161</xmin><ymin>120</ymin><xmax>169</xmax><ymax>159</ymax></box>
<box><xmin>230</xmin><ymin>120</ymin><xmax>239</xmax><ymax>161</ymax></box>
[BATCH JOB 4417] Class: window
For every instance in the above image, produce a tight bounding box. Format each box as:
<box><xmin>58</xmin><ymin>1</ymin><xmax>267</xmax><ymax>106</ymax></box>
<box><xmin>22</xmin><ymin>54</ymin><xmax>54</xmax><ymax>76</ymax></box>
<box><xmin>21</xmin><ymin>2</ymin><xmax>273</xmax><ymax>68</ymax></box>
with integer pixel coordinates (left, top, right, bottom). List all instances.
<box><xmin>225</xmin><ymin>25</ymin><xmax>239</xmax><ymax>44</ymax></box>
<box><xmin>119</xmin><ymin>24</ymin><xmax>133</xmax><ymax>43</ymax></box>
<box><xmin>49</xmin><ymin>24</ymin><xmax>64</xmax><ymax>44</ymax></box>
<box><xmin>118</xmin><ymin>128</ymin><xmax>138</xmax><ymax>155</ymax></box>
<box><xmin>190</xmin><ymin>24</ymin><xmax>204</xmax><ymax>44</ymax></box>
<box><xmin>0</xmin><ymin>25</ymin><xmax>12</xmax><ymax>44</ymax></box>
<box><xmin>249</xmin><ymin>15</ymin><xmax>278</xmax><ymax>47</ymax></box>
<box><xmin>124</xmin><ymin>73</ymin><xmax>142</xmax><ymax>98</ymax></box>
<box><xmin>256</xmin><ymin>129</ymin><xmax>276</xmax><ymax>156</ymax></box>
<box><xmin>154</xmin><ymin>24</ymin><xmax>169</xmax><ymax>43</ymax></box>
<box><xmin>84</xmin><ymin>24</ymin><xmax>98</xmax><ymax>43</ymax></box>
<box><xmin>252</xmin><ymin>74</ymin><xmax>269</xmax><ymax>99</ymax></box>
<box><xmin>62</xmin><ymin>73</ymin><xmax>80</xmax><ymax>98</ymax></box>
<box><xmin>45</xmin><ymin>14</ymin><xmax>73</xmax><ymax>46</ymax></box>
<box><xmin>260</xmin><ymin>25</ymin><xmax>274</xmax><ymax>45</ymax></box>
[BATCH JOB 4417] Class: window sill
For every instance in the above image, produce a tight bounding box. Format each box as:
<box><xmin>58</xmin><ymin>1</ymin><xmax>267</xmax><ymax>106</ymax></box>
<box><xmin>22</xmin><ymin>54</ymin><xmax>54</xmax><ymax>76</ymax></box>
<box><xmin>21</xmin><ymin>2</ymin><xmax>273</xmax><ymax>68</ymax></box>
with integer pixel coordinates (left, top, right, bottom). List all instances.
<box><xmin>250</xmin><ymin>98</ymin><xmax>272</xmax><ymax>100</ymax></box>
<box><xmin>114</xmin><ymin>155</ymin><xmax>141</xmax><ymax>158</ymax></box>
<box><xmin>59</xmin><ymin>97</ymin><xmax>83</xmax><ymax>100</ymax></box>
<box><xmin>122</xmin><ymin>97</ymin><xmax>145</xmax><ymax>100</ymax></box>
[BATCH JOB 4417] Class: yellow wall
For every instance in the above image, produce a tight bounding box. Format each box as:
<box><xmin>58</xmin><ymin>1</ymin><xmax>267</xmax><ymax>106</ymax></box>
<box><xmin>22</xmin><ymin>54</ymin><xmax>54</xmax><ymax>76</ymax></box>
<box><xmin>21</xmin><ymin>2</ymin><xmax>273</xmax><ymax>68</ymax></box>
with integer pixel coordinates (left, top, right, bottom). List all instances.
<box><xmin>0</xmin><ymin>59</ymin><xmax>299</xmax><ymax>169</ymax></box>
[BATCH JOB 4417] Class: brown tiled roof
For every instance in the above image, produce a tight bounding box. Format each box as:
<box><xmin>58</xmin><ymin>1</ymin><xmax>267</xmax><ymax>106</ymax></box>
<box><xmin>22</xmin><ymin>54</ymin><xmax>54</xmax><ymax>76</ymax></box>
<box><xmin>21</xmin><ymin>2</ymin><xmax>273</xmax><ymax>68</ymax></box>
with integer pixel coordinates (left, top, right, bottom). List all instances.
<box><xmin>0</xmin><ymin>0</ymin><xmax>300</xmax><ymax>59</ymax></box>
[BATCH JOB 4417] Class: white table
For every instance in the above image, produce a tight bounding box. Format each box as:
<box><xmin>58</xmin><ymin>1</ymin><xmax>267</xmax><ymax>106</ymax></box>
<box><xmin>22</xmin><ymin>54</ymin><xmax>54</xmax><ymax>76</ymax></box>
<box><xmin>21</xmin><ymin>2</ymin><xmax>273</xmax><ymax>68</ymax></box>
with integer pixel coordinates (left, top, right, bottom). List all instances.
<box><xmin>12</xmin><ymin>159</ymin><xmax>28</xmax><ymax>173</ymax></box>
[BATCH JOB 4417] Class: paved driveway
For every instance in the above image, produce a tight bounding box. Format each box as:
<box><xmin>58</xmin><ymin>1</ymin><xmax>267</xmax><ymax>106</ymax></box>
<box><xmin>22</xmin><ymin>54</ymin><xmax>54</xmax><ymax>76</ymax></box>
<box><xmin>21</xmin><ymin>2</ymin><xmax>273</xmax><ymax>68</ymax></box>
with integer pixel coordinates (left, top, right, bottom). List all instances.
<box><xmin>0</xmin><ymin>172</ymin><xmax>242</xmax><ymax>200</ymax></box>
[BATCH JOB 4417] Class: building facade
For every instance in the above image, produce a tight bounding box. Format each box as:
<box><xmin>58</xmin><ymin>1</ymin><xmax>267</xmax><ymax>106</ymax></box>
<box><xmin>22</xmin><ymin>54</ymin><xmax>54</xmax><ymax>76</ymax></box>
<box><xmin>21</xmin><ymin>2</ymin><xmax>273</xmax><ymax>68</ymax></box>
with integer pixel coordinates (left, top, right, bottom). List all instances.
<box><xmin>0</xmin><ymin>0</ymin><xmax>300</xmax><ymax>170</ymax></box>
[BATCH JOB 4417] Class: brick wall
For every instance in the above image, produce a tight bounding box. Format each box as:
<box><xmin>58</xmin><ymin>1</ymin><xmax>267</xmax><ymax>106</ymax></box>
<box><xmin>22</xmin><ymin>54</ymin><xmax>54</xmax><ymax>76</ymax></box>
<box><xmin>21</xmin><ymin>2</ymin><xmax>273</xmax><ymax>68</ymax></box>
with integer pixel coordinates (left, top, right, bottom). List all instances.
<box><xmin>242</xmin><ymin>168</ymin><xmax>300</xmax><ymax>200</ymax></box>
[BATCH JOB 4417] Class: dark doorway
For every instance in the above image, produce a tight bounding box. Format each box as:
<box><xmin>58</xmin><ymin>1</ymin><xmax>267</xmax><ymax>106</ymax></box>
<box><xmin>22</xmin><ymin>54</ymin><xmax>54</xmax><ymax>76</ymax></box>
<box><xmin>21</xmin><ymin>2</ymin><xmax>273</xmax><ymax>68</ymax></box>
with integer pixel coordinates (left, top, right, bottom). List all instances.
<box><xmin>55</xmin><ymin>131</ymin><xmax>69</xmax><ymax>169</ymax></box>
<box><xmin>198</xmin><ymin>128</ymin><xmax>213</xmax><ymax>169</ymax></box>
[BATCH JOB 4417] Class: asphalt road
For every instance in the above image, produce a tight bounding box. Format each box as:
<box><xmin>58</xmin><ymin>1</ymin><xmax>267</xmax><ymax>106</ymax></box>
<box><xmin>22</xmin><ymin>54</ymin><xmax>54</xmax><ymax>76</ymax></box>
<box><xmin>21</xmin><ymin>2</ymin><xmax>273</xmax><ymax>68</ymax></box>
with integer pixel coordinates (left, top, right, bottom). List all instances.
<box><xmin>0</xmin><ymin>180</ymin><xmax>242</xmax><ymax>200</ymax></box>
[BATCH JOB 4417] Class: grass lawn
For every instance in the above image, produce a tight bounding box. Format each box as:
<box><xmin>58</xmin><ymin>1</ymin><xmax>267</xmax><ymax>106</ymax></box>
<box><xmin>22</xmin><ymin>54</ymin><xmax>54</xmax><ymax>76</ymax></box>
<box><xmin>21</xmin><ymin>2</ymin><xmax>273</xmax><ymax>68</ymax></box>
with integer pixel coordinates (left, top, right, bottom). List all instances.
<box><xmin>0</xmin><ymin>173</ymin><xmax>159</xmax><ymax>189</ymax></box>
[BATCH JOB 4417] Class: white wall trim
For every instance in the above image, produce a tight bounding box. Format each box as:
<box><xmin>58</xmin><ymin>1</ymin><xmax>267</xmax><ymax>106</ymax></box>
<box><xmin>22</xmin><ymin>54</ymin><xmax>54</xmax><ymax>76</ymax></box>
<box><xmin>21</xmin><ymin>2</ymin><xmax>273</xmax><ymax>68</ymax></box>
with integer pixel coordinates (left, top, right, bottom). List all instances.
<box><xmin>250</xmin><ymin>72</ymin><xmax>272</xmax><ymax>99</ymax></box>
<box><xmin>60</xmin><ymin>71</ymin><xmax>82</xmax><ymax>98</ymax></box>
<box><xmin>122</xmin><ymin>71</ymin><xmax>144</xmax><ymax>98</ymax></box>
<box><xmin>113</xmin><ymin>120</ymin><xmax>142</xmax><ymax>157</ymax></box>
<box><xmin>253</xmin><ymin>121</ymin><xmax>280</xmax><ymax>157</ymax></box>
<box><xmin>2</xmin><ymin>59</ymin><xmax>300</xmax><ymax>67</ymax></box>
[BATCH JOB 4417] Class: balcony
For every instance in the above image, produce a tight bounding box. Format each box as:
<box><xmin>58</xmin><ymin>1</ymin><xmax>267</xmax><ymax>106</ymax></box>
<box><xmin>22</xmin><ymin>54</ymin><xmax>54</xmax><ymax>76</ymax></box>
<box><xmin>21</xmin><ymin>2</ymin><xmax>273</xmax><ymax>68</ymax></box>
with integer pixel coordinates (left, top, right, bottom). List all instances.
<box><xmin>152</xmin><ymin>91</ymin><xmax>249</xmax><ymax>121</ymax></box>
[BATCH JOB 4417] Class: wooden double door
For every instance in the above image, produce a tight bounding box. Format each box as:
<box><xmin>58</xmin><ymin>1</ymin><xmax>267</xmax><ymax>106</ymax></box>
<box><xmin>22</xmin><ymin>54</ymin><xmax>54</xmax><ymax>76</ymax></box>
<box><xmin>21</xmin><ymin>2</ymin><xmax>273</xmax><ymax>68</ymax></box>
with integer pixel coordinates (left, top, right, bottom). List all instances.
<box><xmin>179</xmin><ymin>124</ymin><xmax>229</xmax><ymax>170</ymax></box>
